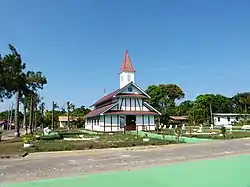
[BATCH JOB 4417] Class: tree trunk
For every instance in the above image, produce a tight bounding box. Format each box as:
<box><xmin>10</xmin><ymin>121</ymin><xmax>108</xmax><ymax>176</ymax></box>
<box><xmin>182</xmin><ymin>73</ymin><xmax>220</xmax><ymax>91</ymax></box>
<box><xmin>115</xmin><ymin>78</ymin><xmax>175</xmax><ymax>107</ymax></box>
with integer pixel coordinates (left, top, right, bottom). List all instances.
<box><xmin>33</xmin><ymin>104</ymin><xmax>37</xmax><ymax>131</ymax></box>
<box><xmin>29</xmin><ymin>95</ymin><xmax>34</xmax><ymax>134</ymax></box>
<box><xmin>14</xmin><ymin>91</ymin><xmax>21</xmax><ymax>137</ymax></box>
<box><xmin>23</xmin><ymin>106</ymin><xmax>27</xmax><ymax>134</ymax></box>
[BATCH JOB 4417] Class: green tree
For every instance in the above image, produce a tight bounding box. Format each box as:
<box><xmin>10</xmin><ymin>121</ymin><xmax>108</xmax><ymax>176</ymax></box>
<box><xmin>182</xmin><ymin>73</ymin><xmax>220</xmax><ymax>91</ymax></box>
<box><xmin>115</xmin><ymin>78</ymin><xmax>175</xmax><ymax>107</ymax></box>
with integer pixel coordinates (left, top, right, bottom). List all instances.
<box><xmin>25</xmin><ymin>71</ymin><xmax>47</xmax><ymax>134</ymax></box>
<box><xmin>1</xmin><ymin>45</ymin><xmax>27</xmax><ymax>137</ymax></box>
<box><xmin>231</xmin><ymin>92</ymin><xmax>250</xmax><ymax>113</ymax></box>
<box><xmin>71</xmin><ymin>105</ymin><xmax>91</xmax><ymax>128</ymax></box>
<box><xmin>192</xmin><ymin>94</ymin><xmax>231</xmax><ymax>124</ymax></box>
<box><xmin>175</xmin><ymin>100</ymin><xmax>194</xmax><ymax>116</ymax></box>
<box><xmin>146</xmin><ymin>84</ymin><xmax>185</xmax><ymax>125</ymax></box>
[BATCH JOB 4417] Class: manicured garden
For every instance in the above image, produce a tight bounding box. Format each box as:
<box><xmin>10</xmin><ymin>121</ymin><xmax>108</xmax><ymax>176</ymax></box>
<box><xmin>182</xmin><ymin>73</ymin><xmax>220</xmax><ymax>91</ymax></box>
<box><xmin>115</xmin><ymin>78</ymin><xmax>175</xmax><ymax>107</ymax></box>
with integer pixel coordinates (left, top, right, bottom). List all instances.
<box><xmin>0</xmin><ymin>129</ymin><xmax>182</xmax><ymax>156</ymax></box>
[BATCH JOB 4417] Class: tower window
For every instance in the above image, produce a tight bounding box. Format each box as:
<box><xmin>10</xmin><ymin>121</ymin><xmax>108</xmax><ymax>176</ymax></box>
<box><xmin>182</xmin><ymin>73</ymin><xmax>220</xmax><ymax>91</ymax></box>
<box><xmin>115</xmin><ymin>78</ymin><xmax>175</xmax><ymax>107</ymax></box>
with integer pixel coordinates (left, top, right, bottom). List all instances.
<box><xmin>120</xmin><ymin>75</ymin><xmax>123</xmax><ymax>82</ymax></box>
<box><xmin>128</xmin><ymin>74</ymin><xmax>131</xmax><ymax>82</ymax></box>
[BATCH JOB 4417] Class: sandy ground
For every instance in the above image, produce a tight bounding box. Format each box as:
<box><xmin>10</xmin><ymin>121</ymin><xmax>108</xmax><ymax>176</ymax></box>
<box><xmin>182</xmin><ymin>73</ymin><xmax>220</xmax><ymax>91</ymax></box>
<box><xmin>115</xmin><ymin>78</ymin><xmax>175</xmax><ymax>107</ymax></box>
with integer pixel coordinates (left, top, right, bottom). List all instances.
<box><xmin>1</xmin><ymin>138</ymin><xmax>250</xmax><ymax>184</ymax></box>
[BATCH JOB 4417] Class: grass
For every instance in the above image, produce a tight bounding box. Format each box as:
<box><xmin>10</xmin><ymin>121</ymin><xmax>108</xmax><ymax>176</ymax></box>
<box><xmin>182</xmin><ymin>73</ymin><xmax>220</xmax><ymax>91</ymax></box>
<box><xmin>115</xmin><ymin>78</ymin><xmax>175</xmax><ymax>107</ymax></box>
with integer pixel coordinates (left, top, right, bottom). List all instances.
<box><xmin>0</xmin><ymin>130</ymin><xmax>181</xmax><ymax>155</ymax></box>
<box><xmin>0</xmin><ymin>138</ymin><xmax>24</xmax><ymax>155</ymax></box>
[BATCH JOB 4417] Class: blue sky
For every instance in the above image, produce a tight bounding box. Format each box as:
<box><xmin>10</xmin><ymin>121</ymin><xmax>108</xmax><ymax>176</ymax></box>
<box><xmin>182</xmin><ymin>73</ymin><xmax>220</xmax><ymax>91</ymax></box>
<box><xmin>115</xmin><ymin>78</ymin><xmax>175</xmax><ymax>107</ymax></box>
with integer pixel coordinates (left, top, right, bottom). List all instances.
<box><xmin>0</xmin><ymin>0</ymin><xmax>250</xmax><ymax>111</ymax></box>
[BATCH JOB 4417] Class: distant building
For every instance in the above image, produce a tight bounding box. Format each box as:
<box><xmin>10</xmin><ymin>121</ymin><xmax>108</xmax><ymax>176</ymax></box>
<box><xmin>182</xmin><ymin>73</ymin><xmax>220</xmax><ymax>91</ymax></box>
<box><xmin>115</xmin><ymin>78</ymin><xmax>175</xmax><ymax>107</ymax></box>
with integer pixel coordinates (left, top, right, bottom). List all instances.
<box><xmin>213</xmin><ymin>113</ymin><xmax>250</xmax><ymax>126</ymax></box>
<box><xmin>58</xmin><ymin>116</ymin><xmax>82</xmax><ymax>128</ymax></box>
<box><xmin>0</xmin><ymin>120</ymin><xmax>9</xmax><ymax>130</ymax></box>
<box><xmin>84</xmin><ymin>51</ymin><xmax>161</xmax><ymax>132</ymax></box>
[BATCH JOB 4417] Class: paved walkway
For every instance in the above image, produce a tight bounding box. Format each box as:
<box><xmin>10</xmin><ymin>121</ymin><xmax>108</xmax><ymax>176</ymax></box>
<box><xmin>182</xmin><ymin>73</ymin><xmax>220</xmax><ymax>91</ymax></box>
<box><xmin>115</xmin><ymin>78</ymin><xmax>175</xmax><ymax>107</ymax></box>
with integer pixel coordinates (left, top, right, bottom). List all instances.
<box><xmin>5</xmin><ymin>154</ymin><xmax>250</xmax><ymax>187</ymax></box>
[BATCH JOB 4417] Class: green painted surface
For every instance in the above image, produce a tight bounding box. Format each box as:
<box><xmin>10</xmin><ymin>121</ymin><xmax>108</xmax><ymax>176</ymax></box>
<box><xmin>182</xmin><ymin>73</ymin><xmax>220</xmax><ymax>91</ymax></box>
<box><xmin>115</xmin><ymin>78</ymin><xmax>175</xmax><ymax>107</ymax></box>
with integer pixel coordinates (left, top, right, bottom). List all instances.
<box><xmin>6</xmin><ymin>155</ymin><xmax>250</xmax><ymax>187</ymax></box>
<box><xmin>133</xmin><ymin>131</ymin><xmax>215</xmax><ymax>143</ymax></box>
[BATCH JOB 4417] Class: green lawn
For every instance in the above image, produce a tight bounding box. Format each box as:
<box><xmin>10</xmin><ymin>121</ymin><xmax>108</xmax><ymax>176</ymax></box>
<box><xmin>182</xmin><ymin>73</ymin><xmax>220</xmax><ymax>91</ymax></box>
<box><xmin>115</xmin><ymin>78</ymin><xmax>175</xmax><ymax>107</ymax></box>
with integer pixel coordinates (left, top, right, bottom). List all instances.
<box><xmin>0</xmin><ymin>138</ymin><xmax>24</xmax><ymax>155</ymax></box>
<box><xmin>0</xmin><ymin>130</ymin><xmax>181</xmax><ymax>155</ymax></box>
<box><xmin>6</xmin><ymin>154</ymin><xmax>250</xmax><ymax>187</ymax></box>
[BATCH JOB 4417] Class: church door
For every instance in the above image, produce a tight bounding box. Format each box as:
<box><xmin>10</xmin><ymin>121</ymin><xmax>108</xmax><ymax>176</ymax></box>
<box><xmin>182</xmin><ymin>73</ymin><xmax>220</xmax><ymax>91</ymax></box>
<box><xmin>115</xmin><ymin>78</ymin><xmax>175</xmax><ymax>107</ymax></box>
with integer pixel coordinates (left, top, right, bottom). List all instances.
<box><xmin>125</xmin><ymin>115</ymin><xmax>136</xmax><ymax>131</ymax></box>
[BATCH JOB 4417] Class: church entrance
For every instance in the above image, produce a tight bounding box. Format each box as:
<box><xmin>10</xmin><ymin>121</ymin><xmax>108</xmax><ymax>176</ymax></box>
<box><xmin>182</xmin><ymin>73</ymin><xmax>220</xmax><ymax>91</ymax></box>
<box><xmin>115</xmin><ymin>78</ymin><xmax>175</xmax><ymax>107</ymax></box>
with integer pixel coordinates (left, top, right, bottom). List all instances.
<box><xmin>125</xmin><ymin>115</ymin><xmax>136</xmax><ymax>131</ymax></box>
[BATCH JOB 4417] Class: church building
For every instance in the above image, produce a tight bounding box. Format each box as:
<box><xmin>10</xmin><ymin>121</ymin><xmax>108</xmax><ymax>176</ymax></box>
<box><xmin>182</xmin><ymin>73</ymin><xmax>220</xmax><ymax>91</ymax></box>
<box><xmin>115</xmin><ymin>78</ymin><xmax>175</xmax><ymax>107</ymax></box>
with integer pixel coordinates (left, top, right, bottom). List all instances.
<box><xmin>84</xmin><ymin>51</ymin><xmax>161</xmax><ymax>132</ymax></box>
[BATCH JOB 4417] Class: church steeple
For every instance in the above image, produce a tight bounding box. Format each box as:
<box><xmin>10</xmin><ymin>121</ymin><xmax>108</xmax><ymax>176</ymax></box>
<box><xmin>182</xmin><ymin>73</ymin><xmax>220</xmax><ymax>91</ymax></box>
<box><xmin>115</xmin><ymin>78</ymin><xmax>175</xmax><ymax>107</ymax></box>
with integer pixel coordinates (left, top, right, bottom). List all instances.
<box><xmin>120</xmin><ymin>50</ymin><xmax>136</xmax><ymax>73</ymax></box>
<box><xmin>120</xmin><ymin>50</ymin><xmax>135</xmax><ymax>88</ymax></box>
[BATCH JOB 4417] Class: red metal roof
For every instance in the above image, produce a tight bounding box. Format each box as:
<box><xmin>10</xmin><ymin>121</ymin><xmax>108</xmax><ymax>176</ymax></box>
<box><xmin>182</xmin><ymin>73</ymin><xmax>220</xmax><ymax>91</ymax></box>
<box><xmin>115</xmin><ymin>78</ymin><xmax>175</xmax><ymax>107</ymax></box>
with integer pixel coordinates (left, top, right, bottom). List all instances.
<box><xmin>105</xmin><ymin>111</ymin><xmax>158</xmax><ymax>115</ymax></box>
<box><xmin>85</xmin><ymin>104</ymin><xmax>114</xmax><ymax>118</ymax></box>
<box><xmin>120</xmin><ymin>50</ymin><xmax>135</xmax><ymax>73</ymax></box>
<box><xmin>91</xmin><ymin>89</ymin><xmax>120</xmax><ymax>107</ymax></box>
<box><xmin>116</xmin><ymin>93</ymin><xmax>148</xmax><ymax>98</ymax></box>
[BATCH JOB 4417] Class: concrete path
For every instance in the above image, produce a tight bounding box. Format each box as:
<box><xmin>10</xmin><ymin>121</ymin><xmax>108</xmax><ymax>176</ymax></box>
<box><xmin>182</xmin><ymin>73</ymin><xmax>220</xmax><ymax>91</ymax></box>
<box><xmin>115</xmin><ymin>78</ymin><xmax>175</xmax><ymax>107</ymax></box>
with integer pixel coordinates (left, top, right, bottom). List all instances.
<box><xmin>1</xmin><ymin>138</ymin><xmax>250</xmax><ymax>184</ymax></box>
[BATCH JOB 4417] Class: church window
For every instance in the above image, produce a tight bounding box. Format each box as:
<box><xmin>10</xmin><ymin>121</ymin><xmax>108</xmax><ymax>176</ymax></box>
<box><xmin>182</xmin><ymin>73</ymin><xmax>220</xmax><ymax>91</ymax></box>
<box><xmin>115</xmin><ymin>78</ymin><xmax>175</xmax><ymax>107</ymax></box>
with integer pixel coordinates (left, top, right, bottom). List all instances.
<box><xmin>128</xmin><ymin>74</ymin><xmax>131</xmax><ymax>82</ymax></box>
<box><xmin>121</xmin><ymin>75</ymin><xmax>123</xmax><ymax>82</ymax></box>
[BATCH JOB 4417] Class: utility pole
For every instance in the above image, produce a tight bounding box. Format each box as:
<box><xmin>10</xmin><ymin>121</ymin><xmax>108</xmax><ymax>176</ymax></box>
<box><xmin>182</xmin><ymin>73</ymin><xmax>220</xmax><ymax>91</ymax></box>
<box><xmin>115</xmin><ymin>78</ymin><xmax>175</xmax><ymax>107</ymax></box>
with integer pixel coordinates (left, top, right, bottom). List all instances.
<box><xmin>67</xmin><ymin>101</ymin><xmax>70</xmax><ymax>129</ymax></box>
<box><xmin>52</xmin><ymin>101</ymin><xmax>54</xmax><ymax>130</ymax></box>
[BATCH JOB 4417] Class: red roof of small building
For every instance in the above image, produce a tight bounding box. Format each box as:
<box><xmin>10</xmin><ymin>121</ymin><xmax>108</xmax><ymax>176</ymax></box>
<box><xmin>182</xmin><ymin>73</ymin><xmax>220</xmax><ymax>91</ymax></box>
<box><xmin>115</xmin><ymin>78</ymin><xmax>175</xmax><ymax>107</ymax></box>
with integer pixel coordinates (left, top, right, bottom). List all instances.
<box><xmin>120</xmin><ymin>50</ymin><xmax>135</xmax><ymax>73</ymax></box>
<box><xmin>170</xmin><ymin>116</ymin><xmax>188</xmax><ymax>120</ymax></box>
<box><xmin>85</xmin><ymin>104</ymin><xmax>114</xmax><ymax>118</ymax></box>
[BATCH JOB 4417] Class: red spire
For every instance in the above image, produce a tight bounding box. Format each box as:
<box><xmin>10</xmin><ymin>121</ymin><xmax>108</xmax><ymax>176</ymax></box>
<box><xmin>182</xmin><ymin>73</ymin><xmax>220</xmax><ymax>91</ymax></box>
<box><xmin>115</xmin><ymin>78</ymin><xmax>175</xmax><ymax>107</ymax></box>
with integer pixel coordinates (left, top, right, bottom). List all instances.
<box><xmin>120</xmin><ymin>50</ymin><xmax>136</xmax><ymax>73</ymax></box>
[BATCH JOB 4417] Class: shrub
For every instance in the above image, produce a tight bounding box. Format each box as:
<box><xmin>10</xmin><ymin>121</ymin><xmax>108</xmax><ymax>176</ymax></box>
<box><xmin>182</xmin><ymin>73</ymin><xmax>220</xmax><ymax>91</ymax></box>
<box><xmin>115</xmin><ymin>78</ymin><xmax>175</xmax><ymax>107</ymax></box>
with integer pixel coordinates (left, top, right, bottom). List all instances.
<box><xmin>220</xmin><ymin>126</ymin><xmax>226</xmax><ymax>138</ymax></box>
<box><xmin>38</xmin><ymin>134</ymin><xmax>62</xmax><ymax>140</ymax></box>
<box><xmin>22</xmin><ymin>134</ymin><xmax>36</xmax><ymax>144</ymax></box>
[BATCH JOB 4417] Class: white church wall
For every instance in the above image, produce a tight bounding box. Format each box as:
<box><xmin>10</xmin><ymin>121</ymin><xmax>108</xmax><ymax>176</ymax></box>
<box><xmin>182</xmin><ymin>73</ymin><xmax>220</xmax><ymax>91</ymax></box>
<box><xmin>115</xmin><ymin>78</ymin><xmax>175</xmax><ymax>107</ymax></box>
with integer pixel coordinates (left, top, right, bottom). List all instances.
<box><xmin>117</xmin><ymin>97</ymin><xmax>151</xmax><ymax>111</ymax></box>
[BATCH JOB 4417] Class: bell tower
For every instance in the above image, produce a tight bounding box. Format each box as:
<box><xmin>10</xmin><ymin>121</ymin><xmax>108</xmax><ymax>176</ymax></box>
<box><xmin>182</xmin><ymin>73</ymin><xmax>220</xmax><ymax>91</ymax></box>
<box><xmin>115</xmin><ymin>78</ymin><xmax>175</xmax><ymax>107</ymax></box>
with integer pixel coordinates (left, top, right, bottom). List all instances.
<box><xmin>119</xmin><ymin>50</ymin><xmax>136</xmax><ymax>88</ymax></box>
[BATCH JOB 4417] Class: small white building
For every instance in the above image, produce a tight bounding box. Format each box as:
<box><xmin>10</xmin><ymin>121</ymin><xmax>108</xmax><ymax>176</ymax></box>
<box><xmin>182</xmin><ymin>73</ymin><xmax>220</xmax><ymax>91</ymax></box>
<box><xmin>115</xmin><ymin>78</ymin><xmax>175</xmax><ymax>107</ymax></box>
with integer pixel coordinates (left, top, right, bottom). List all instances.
<box><xmin>213</xmin><ymin>113</ymin><xmax>250</xmax><ymax>126</ymax></box>
<box><xmin>84</xmin><ymin>50</ymin><xmax>161</xmax><ymax>132</ymax></box>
